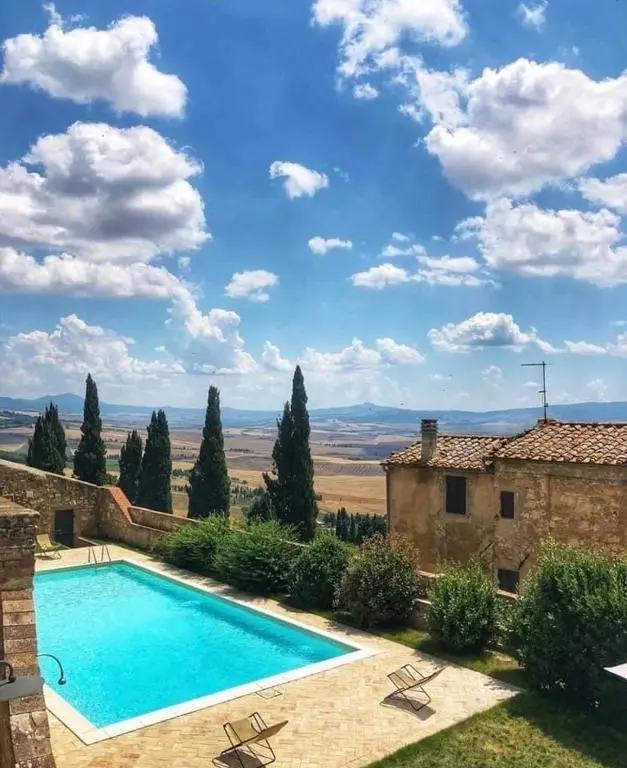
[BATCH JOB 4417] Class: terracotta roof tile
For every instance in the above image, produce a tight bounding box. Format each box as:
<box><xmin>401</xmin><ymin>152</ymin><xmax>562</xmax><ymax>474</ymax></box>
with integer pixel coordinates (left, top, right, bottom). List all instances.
<box><xmin>494</xmin><ymin>420</ymin><xmax>627</xmax><ymax>465</ymax></box>
<box><xmin>383</xmin><ymin>434</ymin><xmax>510</xmax><ymax>471</ymax></box>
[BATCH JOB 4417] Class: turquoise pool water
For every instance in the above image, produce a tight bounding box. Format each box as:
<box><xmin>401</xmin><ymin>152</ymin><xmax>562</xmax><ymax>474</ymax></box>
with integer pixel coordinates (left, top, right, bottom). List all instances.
<box><xmin>34</xmin><ymin>562</ymin><xmax>353</xmax><ymax>728</ymax></box>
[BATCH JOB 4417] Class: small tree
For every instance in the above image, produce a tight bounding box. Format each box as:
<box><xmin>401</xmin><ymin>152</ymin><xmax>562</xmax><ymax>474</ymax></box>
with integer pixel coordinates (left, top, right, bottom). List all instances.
<box><xmin>118</xmin><ymin>430</ymin><xmax>143</xmax><ymax>504</ymax></box>
<box><xmin>428</xmin><ymin>560</ymin><xmax>498</xmax><ymax>653</ymax></box>
<box><xmin>512</xmin><ymin>541</ymin><xmax>627</xmax><ymax>707</ymax></box>
<box><xmin>187</xmin><ymin>386</ymin><xmax>230</xmax><ymax>518</ymax></box>
<box><xmin>73</xmin><ymin>374</ymin><xmax>106</xmax><ymax>485</ymax></box>
<box><xmin>336</xmin><ymin>534</ymin><xmax>421</xmax><ymax>628</ymax></box>
<box><xmin>27</xmin><ymin>402</ymin><xmax>66</xmax><ymax>475</ymax></box>
<box><xmin>137</xmin><ymin>410</ymin><xmax>172</xmax><ymax>513</ymax></box>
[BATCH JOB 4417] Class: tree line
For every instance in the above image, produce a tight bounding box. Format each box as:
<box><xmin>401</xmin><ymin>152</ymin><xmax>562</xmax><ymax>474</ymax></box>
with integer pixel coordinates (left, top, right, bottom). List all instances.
<box><xmin>24</xmin><ymin>366</ymin><xmax>320</xmax><ymax>541</ymax></box>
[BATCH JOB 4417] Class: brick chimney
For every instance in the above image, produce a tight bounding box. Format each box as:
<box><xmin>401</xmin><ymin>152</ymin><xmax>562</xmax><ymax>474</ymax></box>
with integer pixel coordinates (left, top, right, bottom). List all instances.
<box><xmin>421</xmin><ymin>419</ymin><xmax>438</xmax><ymax>462</ymax></box>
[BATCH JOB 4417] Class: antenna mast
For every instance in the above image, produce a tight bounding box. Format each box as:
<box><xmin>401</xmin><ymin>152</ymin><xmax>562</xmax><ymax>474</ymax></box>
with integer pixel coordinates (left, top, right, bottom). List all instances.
<box><xmin>521</xmin><ymin>360</ymin><xmax>549</xmax><ymax>422</ymax></box>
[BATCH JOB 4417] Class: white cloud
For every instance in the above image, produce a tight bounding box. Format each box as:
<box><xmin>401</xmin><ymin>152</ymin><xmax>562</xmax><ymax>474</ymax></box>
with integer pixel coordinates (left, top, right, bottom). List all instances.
<box><xmin>585</xmin><ymin>378</ymin><xmax>608</xmax><ymax>401</ymax></box>
<box><xmin>482</xmin><ymin>365</ymin><xmax>504</xmax><ymax>388</ymax></box>
<box><xmin>457</xmin><ymin>198</ymin><xmax>627</xmax><ymax>287</ymax></box>
<box><xmin>350</xmin><ymin>263</ymin><xmax>411</xmax><ymax>289</ymax></box>
<box><xmin>0</xmin><ymin>248</ymin><xmax>191</xmax><ymax>299</ymax></box>
<box><xmin>224</xmin><ymin>270</ymin><xmax>279</xmax><ymax>303</ymax></box>
<box><xmin>1</xmin><ymin>12</ymin><xmax>186</xmax><ymax>117</ymax></box>
<box><xmin>300</xmin><ymin>336</ymin><xmax>424</xmax><ymax>371</ymax></box>
<box><xmin>0</xmin><ymin>314</ymin><xmax>184</xmax><ymax>395</ymax></box>
<box><xmin>579</xmin><ymin>173</ymin><xmax>627</xmax><ymax>215</ymax></box>
<box><xmin>178</xmin><ymin>256</ymin><xmax>191</xmax><ymax>271</ymax></box>
<box><xmin>564</xmin><ymin>340</ymin><xmax>608</xmax><ymax>355</ymax></box>
<box><xmin>312</xmin><ymin>0</ymin><xmax>467</xmax><ymax>80</ymax></box>
<box><xmin>392</xmin><ymin>232</ymin><xmax>410</xmax><ymax>242</ymax></box>
<box><xmin>381</xmin><ymin>243</ymin><xmax>425</xmax><ymax>258</ymax></box>
<box><xmin>0</xmin><ymin>121</ymin><xmax>207</xmax><ymax>264</ymax></box>
<box><xmin>308</xmin><ymin>236</ymin><xmax>353</xmax><ymax>255</ymax></box>
<box><xmin>517</xmin><ymin>1</ymin><xmax>547</xmax><ymax>31</ymax></box>
<box><xmin>353</xmin><ymin>82</ymin><xmax>379</xmax><ymax>100</ymax></box>
<box><xmin>261</xmin><ymin>341</ymin><xmax>292</xmax><ymax>372</ymax></box>
<box><xmin>403</xmin><ymin>57</ymin><xmax>627</xmax><ymax>199</ymax></box>
<box><xmin>428</xmin><ymin>312</ymin><xmax>546</xmax><ymax>353</ymax></box>
<box><xmin>269</xmin><ymin>161</ymin><xmax>329</xmax><ymax>199</ymax></box>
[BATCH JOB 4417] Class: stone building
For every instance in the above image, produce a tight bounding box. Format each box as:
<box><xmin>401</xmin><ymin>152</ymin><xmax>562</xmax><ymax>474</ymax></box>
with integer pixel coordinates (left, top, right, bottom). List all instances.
<box><xmin>383</xmin><ymin>418</ymin><xmax>627</xmax><ymax>592</ymax></box>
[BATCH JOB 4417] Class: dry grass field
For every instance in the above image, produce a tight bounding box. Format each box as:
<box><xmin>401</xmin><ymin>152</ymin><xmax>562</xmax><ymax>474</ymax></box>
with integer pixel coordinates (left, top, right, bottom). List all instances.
<box><xmin>1</xmin><ymin>420</ymin><xmax>403</xmax><ymax>516</ymax></box>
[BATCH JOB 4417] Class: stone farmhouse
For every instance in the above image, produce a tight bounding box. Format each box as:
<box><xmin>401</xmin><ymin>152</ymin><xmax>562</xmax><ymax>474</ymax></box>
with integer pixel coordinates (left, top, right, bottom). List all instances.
<box><xmin>384</xmin><ymin>418</ymin><xmax>627</xmax><ymax>593</ymax></box>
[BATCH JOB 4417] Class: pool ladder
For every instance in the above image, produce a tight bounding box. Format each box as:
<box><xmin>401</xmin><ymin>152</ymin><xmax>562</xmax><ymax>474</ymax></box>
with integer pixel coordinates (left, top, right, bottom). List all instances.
<box><xmin>88</xmin><ymin>543</ymin><xmax>112</xmax><ymax>565</ymax></box>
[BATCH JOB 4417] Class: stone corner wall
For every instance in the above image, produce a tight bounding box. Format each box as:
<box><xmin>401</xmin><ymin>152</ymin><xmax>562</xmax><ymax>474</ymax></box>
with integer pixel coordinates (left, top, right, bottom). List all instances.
<box><xmin>0</xmin><ymin>501</ymin><xmax>56</xmax><ymax>768</ymax></box>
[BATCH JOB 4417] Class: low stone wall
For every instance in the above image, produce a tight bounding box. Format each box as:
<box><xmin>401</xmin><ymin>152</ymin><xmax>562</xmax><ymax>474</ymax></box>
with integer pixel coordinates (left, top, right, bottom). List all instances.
<box><xmin>0</xmin><ymin>499</ymin><xmax>56</xmax><ymax>768</ymax></box>
<box><xmin>129</xmin><ymin>506</ymin><xmax>197</xmax><ymax>532</ymax></box>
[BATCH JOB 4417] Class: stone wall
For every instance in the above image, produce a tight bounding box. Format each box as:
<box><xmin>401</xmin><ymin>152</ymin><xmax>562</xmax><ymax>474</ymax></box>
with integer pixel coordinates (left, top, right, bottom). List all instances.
<box><xmin>0</xmin><ymin>499</ymin><xmax>56</xmax><ymax>768</ymax></box>
<box><xmin>388</xmin><ymin>458</ymin><xmax>627</xmax><ymax>579</ymax></box>
<box><xmin>0</xmin><ymin>461</ymin><xmax>100</xmax><ymax>543</ymax></box>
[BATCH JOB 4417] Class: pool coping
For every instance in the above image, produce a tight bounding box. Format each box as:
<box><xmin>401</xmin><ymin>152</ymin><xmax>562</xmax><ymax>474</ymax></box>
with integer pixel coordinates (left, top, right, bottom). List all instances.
<box><xmin>39</xmin><ymin>556</ymin><xmax>379</xmax><ymax>745</ymax></box>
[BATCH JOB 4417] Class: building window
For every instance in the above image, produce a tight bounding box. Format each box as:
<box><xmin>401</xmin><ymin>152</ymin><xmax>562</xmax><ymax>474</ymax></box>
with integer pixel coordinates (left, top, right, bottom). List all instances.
<box><xmin>499</xmin><ymin>491</ymin><xmax>515</xmax><ymax>519</ymax></box>
<box><xmin>498</xmin><ymin>568</ymin><xmax>519</xmax><ymax>594</ymax></box>
<box><xmin>445</xmin><ymin>475</ymin><xmax>467</xmax><ymax>515</ymax></box>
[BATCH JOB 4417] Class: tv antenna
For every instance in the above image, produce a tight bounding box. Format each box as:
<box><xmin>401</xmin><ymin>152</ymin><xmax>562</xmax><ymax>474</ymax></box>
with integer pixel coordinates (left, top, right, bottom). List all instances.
<box><xmin>521</xmin><ymin>360</ymin><xmax>549</xmax><ymax>422</ymax></box>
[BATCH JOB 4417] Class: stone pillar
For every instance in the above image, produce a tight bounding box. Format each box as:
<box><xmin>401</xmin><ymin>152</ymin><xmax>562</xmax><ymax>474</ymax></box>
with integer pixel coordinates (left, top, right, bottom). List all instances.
<box><xmin>0</xmin><ymin>502</ymin><xmax>56</xmax><ymax>768</ymax></box>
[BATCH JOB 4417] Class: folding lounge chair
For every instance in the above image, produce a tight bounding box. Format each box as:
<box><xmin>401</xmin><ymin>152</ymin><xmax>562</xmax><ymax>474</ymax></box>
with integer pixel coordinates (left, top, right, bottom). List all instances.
<box><xmin>387</xmin><ymin>663</ymin><xmax>447</xmax><ymax>712</ymax></box>
<box><xmin>36</xmin><ymin>534</ymin><xmax>63</xmax><ymax>559</ymax></box>
<box><xmin>220</xmin><ymin>712</ymin><xmax>288</xmax><ymax>768</ymax></box>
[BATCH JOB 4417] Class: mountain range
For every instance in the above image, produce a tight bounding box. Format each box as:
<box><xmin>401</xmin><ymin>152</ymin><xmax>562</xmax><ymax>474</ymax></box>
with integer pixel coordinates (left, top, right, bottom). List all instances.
<box><xmin>2</xmin><ymin>394</ymin><xmax>627</xmax><ymax>434</ymax></box>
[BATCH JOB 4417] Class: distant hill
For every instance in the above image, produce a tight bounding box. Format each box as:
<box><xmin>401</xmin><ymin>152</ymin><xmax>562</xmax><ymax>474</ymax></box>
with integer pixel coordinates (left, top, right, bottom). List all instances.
<box><xmin>2</xmin><ymin>394</ymin><xmax>627</xmax><ymax>434</ymax></box>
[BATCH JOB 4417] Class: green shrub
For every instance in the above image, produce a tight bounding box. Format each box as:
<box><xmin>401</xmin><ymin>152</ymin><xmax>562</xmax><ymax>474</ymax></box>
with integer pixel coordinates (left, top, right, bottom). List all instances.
<box><xmin>214</xmin><ymin>520</ymin><xmax>301</xmax><ymax>594</ymax></box>
<box><xmin>153</xmin><ymin>517</ymin><xmax>228</xmax><ymax>574</ymax></box>
<box><xmin>336</xmin><ymin>533</ymin><xmax>420</xmax><ymax>628</ymax></box>
<box><xmin>512</xmin><ymin>541</ymin><xmax>627</xmax><ymax>707</ymax></box>
<box><xmin>288</xmin><ymin>534</ymin><xmax>351</xmax><ymax>609</ymax></box>
<box><xmin>428</xmin><ymin>560</ymin><xmax>498</xmax><ymax>653</ymax></box>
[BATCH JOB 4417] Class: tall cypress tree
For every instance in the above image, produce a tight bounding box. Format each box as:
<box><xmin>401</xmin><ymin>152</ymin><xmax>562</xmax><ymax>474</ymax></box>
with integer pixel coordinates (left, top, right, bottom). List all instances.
<box><xmin>118</xmin><ymin>430</ymin><xmax>143</xmax><ymax>504</ymax></box>
<box><xmin>138</xmin><ymin>410</ymin><xmax>172</xmax><ymax>513</ymax></box>
<box><xmin>263</xmin><ymin>366</ymin><xmax>317</xmax><ymax>541</ymax></box>
<box><xmin>73</xmin><ymin>374</ymin><xmax>107</xmax><ymax>485</ymax></box>
<box><xmin>27</xmin><ymin>402</ymin><xmax>66</xmax><ymax>475</ymax></box>
<box><xmin>187</xmin><ymin>386</ymin><xmax>230</xmax><ymax>518</ymax></box>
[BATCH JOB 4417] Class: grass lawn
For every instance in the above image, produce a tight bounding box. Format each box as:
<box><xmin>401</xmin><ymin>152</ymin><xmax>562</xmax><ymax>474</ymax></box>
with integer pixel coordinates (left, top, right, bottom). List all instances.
<box><xmin>367</xmin><ymin>692</ymin><xmax>627</xmax><ymax>768</ymax></box>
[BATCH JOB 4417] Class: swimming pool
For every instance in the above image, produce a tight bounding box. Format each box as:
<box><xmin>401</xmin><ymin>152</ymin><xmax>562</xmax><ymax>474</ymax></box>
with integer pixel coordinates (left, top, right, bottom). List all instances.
<box><xmin>34</xmin><ymin>561</ymin><xmax>364</xmax><ymax>737</ymax></box>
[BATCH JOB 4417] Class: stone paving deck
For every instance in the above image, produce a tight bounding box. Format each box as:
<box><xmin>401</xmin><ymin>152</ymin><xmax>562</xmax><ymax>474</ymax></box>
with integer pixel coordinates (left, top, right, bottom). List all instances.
<box><xmin>37</xmin><ymin>545</ymin><xmax>518</xmax><ymax>768</ymax></box>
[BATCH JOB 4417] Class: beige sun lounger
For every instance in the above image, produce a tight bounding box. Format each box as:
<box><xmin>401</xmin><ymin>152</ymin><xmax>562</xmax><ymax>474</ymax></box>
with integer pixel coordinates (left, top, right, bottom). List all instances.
<box><xmin>36</xmin><ymin>533</ymin><xmax>63</xmax><ymax>559</ymax></box>
<box><xmin>387</xmin><ymin>663</ymin><xmax>448</xmax><ymax>712</ymax></box>
<box><xmin>220</xmin><ymin>712</ymin><xmax>288</xmax><ymax>767</ymax></box>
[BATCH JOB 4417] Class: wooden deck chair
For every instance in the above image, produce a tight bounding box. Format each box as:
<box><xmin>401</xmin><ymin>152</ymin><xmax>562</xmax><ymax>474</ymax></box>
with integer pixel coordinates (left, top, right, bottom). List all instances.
<box><xmin>220</xmin><ymin>712</ymin><xmax>288</xmax><ymax>768</ymax></box>
<box><xmin>36</xmin><ymin>534</ymin><xmax>63</xmax><ymax>559</ymax></box>
<box><xmin>387</xmin><ymin>663</ymin><xmax>447</xmax><ymax>712</ymax></box>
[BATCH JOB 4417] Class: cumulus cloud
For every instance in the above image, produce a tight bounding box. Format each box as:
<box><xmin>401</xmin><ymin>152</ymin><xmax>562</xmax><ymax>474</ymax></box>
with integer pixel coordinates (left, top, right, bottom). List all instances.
<box><xmin>392</xmin><ymin>232</ymin><xmax>410</xmax><ymax>242</ymax></box>
<box><xmin>0</xmin><ymin>248</ymin><xmax>190</xmax><ymax>299</ymax></box>
<box><xmin>457</xmin><ymin>198</ymin><xmax>627</xmax><ymax>287</ymax></box>
<box><xmin>308</xmin><ymin>236</ymin><xmax>353</xmax><ymax>255</ymax></box>
<box><xmin>224</xmin><ymin>270</ymin><xmax>279</xmax><ymax>303</ymax></box>
<box><xmin>269</xmin><ymin>161</ymin><xmax>329</xmax><ymax>199</ymax></box>
<box><xmin>428</xmin><ymin>312</ymin><xmax>548</xmax><ymax>353</ymax></box>
<box><xmin>261</xmin><ymin>341</ymin><xmax>292</xmax><ymax>372</ymax></box>
<box><xmin>351</xmin><ymin>253</ymin><xmax>486</xmax><ymax>289</ymax></box>
<box><xmin>350</xmin><ymin>263</ymin><xmax>411</xmax><ymax>289</ymax></box>
<box><xmin>516</xmin><ymin>1</ymin><xmax>548</xmax><ymax>31</ymax></box>
<box><xmin>482</xmin><ymin>365</ymin><xmax>504</xmax><ymax>387</ymax></box>
<box><xmin>579</xmin><ymin>173</ymin><xmax>627</xmax><ymax>214</ymax></box>
<box><xmin>0</xmin><ymin>314</ymin><xmax>184</xmax><ymax>395</ymax></box>
<box><xmin>300</xmin><ymin>336</ymin><xmax>424</xmax><ymax>371</ymax></box>
<box><xmin>1</xmin><ymin>11</ymin><xmax>186</xmax><ymax>117</ymax></box>
<box><xmin>564</xmin><ymin>340</ymin><xmax>608</xmax><ymax>355</ymax></box>
<box><xmin>312</xmin><ymin>0</ymin><xmax>467</xmax><ymax>80</ymax></box>
<box><xmin>585</xmin><ymin>378</ymin><xmax>608</xmax><ymax>401</ymax></box>
<box><xmin>400</xmin><ymin>57</ymin><xmax>627</xmax><ymax>199</ymax></box>
<box><xmin>353</xmin><ymin>82</ymin><xmax>379</xmax><ymax>100</ymax></box>
<box><xmin>0</xmin><ymin>121</ymin><xmax>207</xmax><ymax>264</ymax></box>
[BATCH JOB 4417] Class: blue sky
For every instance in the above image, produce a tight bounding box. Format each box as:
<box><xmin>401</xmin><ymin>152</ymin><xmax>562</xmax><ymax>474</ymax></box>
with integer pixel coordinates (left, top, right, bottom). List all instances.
<box><xmin>0</xmin><ymin>0</ymin><xmax>626</xmax><ymax>410</ymax></box>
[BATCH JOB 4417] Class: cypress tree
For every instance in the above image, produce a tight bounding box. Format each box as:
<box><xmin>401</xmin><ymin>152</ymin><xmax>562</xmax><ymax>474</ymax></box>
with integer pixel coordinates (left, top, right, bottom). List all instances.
<box><xmin>138</xmin><ymin>410</ymin><xmax>172</xmax><ymax>513</ymax></box>
<box><xmin>118</xmin><ymin>430</ymin><xmax>143</xmax><ymax>504</ymax></box>
<box><xmin>187</xmin><ymin>386</ymin><xmax>230</xmax><ymax>518</ymax></box>
<box><xmin>27</xmin><ymin>402</ymin><xmax>66</xmax><ymax>475</ymax></box>
<box><xmin>349</xmin><ymin>514</ymin><xmax>356</xmax><ymax>543</ymax></box>
<box><xmin>262</xmin><ymin>366</ymin><xmax>317</xmax><ymax>541</ymax></box>
<box><xmin>73</xmin><ymin>374</ymin><xmax>107</xmax><ymax>485</ymax></box>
